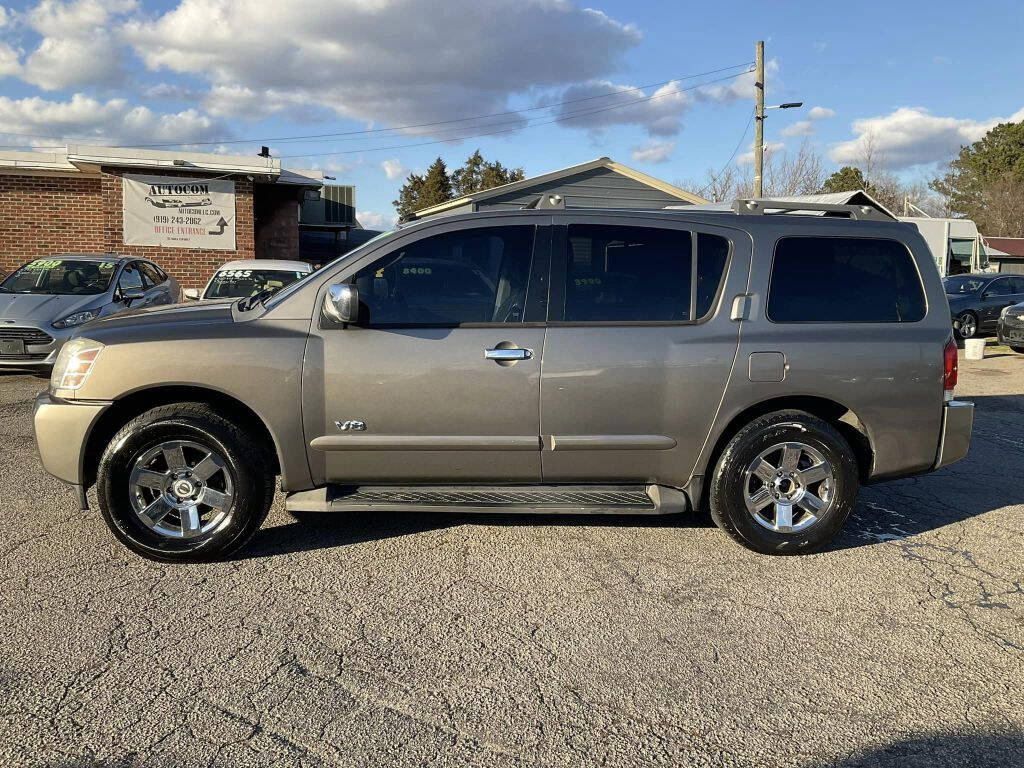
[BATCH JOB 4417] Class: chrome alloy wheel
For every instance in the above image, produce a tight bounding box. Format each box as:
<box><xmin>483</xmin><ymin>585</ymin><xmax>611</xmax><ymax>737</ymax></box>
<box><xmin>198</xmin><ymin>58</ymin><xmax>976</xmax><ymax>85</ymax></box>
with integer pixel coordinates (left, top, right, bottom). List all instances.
<box><xmin>957</xmin><ymin>312</ymin><xmax>977</xmax><ymax>339</ymax></box>
<box><xmin>743</xmin><ymin>442</ymin><xmax>835</xmax><ymax>534</ymax></box>
<box><xmin>128</xmin><ymin>440</ymin><xmax>235</xmax><ymax>540</ymax></box>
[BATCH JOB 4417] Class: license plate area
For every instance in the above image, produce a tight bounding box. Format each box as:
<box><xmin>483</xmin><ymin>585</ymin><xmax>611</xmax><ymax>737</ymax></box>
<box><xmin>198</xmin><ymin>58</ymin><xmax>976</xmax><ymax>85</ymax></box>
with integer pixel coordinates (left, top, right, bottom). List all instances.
<box><xmin>0</xmin><ymin>340</ymin><xmax>26</xmax><ymax>355</ymax></box>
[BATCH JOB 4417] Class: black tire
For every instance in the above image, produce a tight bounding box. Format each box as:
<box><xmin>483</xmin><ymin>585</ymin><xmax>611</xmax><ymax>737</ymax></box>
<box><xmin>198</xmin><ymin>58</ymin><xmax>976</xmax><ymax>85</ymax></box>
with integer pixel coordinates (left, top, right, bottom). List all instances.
<box><xmin>709</xmin><ymin>410</ymin><xmax>859</xmax><ymax>555</ymax></box>
<box><xmin>955</xmin><ymin>311</ymin><xmax>978</xmax><ymax>340</ymax></box>
<box><xmin>1011</xmin><ymin>346</ymin><xmax>1024</xmax><ymax>354</ymax></box>
<box><xmin>96</xmin><ymin>402</ymin><xmax>275</xmax><ymax>562</ymax></box>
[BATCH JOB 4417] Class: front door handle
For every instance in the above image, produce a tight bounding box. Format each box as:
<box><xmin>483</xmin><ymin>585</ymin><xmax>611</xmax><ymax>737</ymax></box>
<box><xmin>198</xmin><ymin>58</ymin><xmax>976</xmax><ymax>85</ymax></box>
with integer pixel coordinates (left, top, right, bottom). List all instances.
<box><xmin>484</xmin><ymin>347</ymin><xmax>532</xmax><ymax>361</ymax></box>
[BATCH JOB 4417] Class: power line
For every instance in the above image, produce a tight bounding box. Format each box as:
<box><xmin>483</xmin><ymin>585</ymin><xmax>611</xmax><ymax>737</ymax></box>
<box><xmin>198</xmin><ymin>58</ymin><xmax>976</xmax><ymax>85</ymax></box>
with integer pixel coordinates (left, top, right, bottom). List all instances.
<box><xmin>135</xmin><ymin>62</ymin><xmax>753</xmax><ymax>148</ymax></box>
<box><xmin>0</xmin><ymin>61</ymin><xmax>753</xmax><ymax>151</ymax></box>
<box><xmin>698</xmin><ymin>108</ymin><xmax>755</xmax><ymax>196</ymax></box>
<box><xmin>278</xmin><ymin>70</ymin><xmax>751</xmax><ymax>159</ymax></box>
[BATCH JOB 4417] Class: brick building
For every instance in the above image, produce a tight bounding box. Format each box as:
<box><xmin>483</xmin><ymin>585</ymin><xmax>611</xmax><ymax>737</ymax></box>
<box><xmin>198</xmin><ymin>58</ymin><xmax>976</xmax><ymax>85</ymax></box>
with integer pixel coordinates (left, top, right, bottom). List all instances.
<box><xmin>0</xmin><ymin>145</ymin><xmax>323</xmax><ymax>289</ymax></box>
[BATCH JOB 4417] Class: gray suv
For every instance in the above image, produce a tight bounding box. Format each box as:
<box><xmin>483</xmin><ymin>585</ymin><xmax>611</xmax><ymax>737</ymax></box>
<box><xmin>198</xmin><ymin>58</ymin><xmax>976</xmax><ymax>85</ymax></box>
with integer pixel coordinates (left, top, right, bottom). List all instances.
<box><xmin>33</xmin><ymin>201</ymin><xmax>973</xmax><ymax>562</ymax></box>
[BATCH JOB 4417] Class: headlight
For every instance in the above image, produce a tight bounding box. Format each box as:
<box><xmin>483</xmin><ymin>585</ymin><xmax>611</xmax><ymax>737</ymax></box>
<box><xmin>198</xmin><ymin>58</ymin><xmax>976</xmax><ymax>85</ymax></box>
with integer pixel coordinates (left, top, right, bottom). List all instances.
<box><xmin>52</xmin><ymin>309</ymin><xmax>98</xmax><ymax>329</ymax></box>
<box><xmin>51</xmin><ymin>338</ymin><xmax>104</xmax><ymax>391</ymax></box>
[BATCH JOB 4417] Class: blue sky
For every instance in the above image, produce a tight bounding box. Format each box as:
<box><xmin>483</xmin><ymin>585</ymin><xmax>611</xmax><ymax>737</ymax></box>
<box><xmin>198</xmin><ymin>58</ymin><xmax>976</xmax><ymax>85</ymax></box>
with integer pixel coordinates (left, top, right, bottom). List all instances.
<box><xmin>0</xmin><ymin>0</ymin><xmax>1021</xmax><ymax>227</ymax></box>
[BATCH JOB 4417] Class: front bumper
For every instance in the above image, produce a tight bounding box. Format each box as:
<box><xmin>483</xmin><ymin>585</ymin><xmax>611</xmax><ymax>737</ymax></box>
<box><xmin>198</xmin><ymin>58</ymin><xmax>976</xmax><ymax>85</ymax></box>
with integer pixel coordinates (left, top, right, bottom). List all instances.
<box><xmin>997</xmin><ymin>317</ymin><xmax>1024</xmax><ymax>347</ymax></box>
<box><xmin>934</xmin><ymin>400</ymin><xmax>974</xmax><ymax>470</ymax></box>
<box><xmin>0</xmin><ymin>323</ymin><xmax>74</xmax><ymax>368</ymax></box>
<box><xmin>33</xmin><ymin>392</ymin><xmax>111</xmax><ymax>486</ymax></box>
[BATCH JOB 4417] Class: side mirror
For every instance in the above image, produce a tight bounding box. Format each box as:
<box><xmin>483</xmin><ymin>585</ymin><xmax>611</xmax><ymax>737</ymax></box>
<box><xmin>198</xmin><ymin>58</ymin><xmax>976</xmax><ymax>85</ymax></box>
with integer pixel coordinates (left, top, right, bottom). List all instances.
<box><xmin>183</xmin><ymin>288</ymin><xmax>200</xmax><ymax>301</ymax></box>
<box><xmin>121</xmin><ymin>288</ymin><xmax>146</xmax><ymax>304</ymax></box>
<box><xmin>982</xmin><ymin>291</ymin><xmax>994</xmax><ymax>299</ymax></box>
<box><xmin>323</xmin><ymin>283</ymin><xmax>358</xmax><ymax>324</ymax></box>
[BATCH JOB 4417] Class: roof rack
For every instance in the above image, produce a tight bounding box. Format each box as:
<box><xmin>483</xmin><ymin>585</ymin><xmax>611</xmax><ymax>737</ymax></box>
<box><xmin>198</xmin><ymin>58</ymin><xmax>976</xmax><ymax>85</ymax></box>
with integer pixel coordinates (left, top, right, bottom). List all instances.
<box><xmin>731</xmin><ymin>198</ymin><xmax>895</xmax><ymax>222</ymax></box>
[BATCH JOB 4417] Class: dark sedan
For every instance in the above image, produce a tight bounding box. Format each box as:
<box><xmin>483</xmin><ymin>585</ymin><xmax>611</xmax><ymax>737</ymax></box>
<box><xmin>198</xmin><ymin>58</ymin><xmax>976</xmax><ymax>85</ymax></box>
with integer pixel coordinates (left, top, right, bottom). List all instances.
<box><xmin>997</xmin><ymin>302</ymin><xmax>1024</xmax><ymax>352</ymax></box>
<box><xmin>944</xmin><ymin>273</ymin><xmax>1024</xmax><ymax>339</ymax></box>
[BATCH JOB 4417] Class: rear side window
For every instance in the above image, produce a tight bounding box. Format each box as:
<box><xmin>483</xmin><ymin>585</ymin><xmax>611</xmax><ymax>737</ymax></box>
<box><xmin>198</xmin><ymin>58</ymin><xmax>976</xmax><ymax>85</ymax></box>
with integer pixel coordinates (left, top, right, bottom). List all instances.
<box><xmin>768</xmin><ymin>237</ymin><xmax>925</xmax><ymax>323</ymax></box>
<box><xmin>560</xmin><ymin>225</ymin><xmax>730</xmax><ymax>322</ymax></box>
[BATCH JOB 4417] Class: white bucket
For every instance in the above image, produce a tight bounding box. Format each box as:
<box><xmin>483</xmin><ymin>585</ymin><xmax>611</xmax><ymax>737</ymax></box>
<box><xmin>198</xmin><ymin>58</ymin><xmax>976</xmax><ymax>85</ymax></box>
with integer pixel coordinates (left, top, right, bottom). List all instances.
<box><xmin>964</xmin><ymin>338</ymin><xmax>986</xmax><ymax>360</ymax></box>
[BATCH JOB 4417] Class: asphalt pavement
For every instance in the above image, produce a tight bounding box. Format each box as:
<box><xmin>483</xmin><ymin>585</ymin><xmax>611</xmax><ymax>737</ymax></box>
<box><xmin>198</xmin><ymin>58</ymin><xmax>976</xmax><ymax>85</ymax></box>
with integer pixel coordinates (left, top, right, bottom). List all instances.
<box><xmin>1</xmin><ymin>353</ymin><xmax>1022</xmax><ymax>768</ymax></box>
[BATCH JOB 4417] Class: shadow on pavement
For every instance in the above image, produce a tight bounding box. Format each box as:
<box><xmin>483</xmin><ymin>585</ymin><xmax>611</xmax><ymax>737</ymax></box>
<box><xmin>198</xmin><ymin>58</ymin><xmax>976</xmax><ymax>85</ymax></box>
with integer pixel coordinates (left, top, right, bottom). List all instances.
<box><xmin>240</xmin><ymin>508</ymin><xmax>699</xmax><ymax>560</ymax></box>
<box><xmin>808</xmin><ymin>730</ymin><xmax>1024</xmax><ymax>768</ymax></box>
<box><xmin>36</xmin><ymin>728</ymin><xmax>1024</xmax><ymax>767</ymax></box>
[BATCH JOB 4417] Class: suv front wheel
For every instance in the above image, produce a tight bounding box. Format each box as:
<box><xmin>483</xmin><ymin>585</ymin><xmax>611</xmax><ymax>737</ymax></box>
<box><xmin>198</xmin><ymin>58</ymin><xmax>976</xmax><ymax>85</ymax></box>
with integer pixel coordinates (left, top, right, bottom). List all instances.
<box><xmin>96</xmin><ymin>402</ymin><xmax>275</xmax><ymax>562</ymax></box>
<box><xmin>709</xmin><ymin>410</ymin><xmax>859</xmax><ymax>555</ymax></box>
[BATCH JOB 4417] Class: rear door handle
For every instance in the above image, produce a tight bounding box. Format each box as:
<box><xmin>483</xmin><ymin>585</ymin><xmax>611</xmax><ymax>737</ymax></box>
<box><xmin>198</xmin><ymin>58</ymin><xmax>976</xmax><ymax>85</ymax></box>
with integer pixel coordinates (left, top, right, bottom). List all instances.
<box><xmin>484</xmin><ymin>347</ymin><xmax>532</xmax><ymax>361</ymax></box>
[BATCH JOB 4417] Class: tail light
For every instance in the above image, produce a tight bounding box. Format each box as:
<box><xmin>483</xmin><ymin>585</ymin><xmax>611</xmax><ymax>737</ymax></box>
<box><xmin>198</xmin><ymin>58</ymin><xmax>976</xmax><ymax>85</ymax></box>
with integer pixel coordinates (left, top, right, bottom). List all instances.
<box><xmin>943</xmin><ymin>336</ymin><xmax>958</xmax><ymax>399</ymax></box>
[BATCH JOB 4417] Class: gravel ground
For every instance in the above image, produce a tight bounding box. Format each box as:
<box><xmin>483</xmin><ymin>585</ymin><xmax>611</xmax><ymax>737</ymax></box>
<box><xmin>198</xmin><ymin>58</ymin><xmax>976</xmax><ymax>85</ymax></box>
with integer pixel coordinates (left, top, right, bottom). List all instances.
<box><xmin>0</xmin><ymin>353</ymin><xmax>1022</xmax><ymax>768</ymax></box>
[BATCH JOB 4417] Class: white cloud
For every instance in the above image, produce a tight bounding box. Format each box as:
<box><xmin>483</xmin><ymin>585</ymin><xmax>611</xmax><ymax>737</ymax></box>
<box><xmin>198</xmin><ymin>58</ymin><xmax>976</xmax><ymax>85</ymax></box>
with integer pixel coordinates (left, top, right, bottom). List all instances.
<box><xmin>0</xmin><ymin>92</ymin><xmax>228</xmax><ymax>146</ymax></box>
<box><xmin>813</xmin><ymin>41</ymin><xmax>827</xmax><ymax>53</ymax></box>
<box><xmin>696</xmin><ymin>60</ymin><xmax>777</xmax><ymax>104</ymax></box>
<box><xmin>23</xmin><ymin>36</ymin><xmax>123</xmax><ymax>89</ymax></box>
<box><xmin>357</xmin><ymin>210</ymin><xmax>396</xmax><ymax>230</ymax></box>
<box><xmin>829</xmin><ymin>105</ymin><xmax>1024</xmax><ymax>169</ymax></box>
<box><xmin>554</xmin><ymin>79</ymin><xmax>692</xmax><ymax>137</ymax></box>
<box><xmin>738</xmin><ymin>141</ymin><xmax>785</xmax><ymax>166</ymax></box>
<box><xmin>381</xmin><ymin>158</ymin><xmax>405</xmax><ymax>180</ymax></box>
<box><xmin>630</xmin><ymin>139</ymin><xmax>674</xmax><ymax>164</ymax></box>
<box><xmin>808</xmin><ymin>106</ymin><xmax>834</xmax><ymax>120</ymax></box>
<box><xmin>0</xmin><ymin>42</ymin><xmax>18</xmax><ymax>77</ymax></box>
<box><xmin>781</xmin><ymin>120</ymin><xmax>813</xmax><ymax>137</ymax></box>
<box><xmin>0</xmin><ymin>6</ymin><xmax>9</xmax><ymax>27</ymax></box>
<box><xmin>19</xmin><ymin>0</ymin><xmax>138</xmax><ymax>90</ymax></box>
<box><xmin>122</xmin><ymin>0</ymin><xmax>643</xmax><ymax>129</ymax></box>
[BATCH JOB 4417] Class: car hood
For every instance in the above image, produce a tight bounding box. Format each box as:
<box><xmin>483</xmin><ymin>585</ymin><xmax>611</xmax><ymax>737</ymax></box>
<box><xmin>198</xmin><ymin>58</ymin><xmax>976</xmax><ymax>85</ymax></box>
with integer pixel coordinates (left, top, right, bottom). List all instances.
<box><xmin>0</xmin><ymin>292</ymin><xmax>104</xmax><ymax>323</ymax></box>
<box><xmin>84</xmin><ymin>300</ymin><xmax>236</xmax><ymax>333</ymax></box>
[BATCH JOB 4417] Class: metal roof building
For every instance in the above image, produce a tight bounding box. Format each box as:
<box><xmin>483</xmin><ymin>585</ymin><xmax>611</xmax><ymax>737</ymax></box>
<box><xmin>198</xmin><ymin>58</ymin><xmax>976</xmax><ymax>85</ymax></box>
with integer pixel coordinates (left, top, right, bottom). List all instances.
<box><xmin>413</xmin><ymin>157</ymin><xmax>707</xmax><ymax>219</ymax></box>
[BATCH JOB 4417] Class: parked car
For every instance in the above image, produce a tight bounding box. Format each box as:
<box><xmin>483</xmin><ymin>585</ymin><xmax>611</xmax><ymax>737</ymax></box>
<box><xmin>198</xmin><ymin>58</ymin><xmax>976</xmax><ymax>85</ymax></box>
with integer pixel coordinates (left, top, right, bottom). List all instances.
<box><xmin>0</xmin><ymin>255</ymin><xmax>179</xmax><ymax>370</ymax></box>
<box><xmin>184</xmin><ymin>259</ymin><xmax>312</xmax><ymax>301</ymax></box>
<box><xmin>944</xmin><ymin>273</ymin><xmax>1024</xmax><ymax>339</ymax></box>
<box><xmin>997</xmin><ymin>301</ymin><xmax>1024</xmax><ymax>352</ymax></box>
<box><xmin>33</xmin><ymin>202</ymin><xmax>973</xmax><ymax>562</ymax></box>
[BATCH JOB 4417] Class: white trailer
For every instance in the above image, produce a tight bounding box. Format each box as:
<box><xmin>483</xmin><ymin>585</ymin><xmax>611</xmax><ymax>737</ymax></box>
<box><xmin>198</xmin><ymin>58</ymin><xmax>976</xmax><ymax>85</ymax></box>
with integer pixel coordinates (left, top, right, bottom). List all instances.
<box><xmin>899</xmin><ymin>216</ymin><xmax>989</xmax><ymax>277</ymax></box>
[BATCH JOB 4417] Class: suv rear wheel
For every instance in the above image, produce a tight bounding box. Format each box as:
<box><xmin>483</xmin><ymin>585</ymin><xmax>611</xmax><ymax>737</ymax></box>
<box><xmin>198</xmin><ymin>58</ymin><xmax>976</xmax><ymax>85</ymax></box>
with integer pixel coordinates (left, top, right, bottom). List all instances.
<box><xmin>709</xmin><ymin>410</ymin><xmax>858</xmax><ymax>555</ymax></box>
<box><xmin>96</xmin><ymin>402</ymin><xmax>275</xmax><ymax>562</ymax></box>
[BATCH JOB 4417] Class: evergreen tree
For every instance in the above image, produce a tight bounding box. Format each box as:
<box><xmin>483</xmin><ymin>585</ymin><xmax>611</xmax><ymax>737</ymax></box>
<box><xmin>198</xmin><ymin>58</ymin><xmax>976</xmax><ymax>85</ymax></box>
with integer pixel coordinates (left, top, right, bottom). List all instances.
<box><xmin>391</xmin><ymin>151</ymin><xmax>526</xmax><ymax>221</ymax></box>
<box><xmin>822</xmin><ymin>166</ymin><xmax>871</xmax><ymax>194</ymax></box>
<box><xmin>392</xmin><ymin>172</ymin><xmax>425</xmax><ymax>222</ymax></box>
<box><xmin>931</xmin><ymin>121</ymin><xmax>1024</xmax><ymax>235</ymax></box>
<box><xmin>418</xmin><ymin>157</ymin><xmax>453</xmax><ymax>210</ymax></box>
<box><xmin>451</xmin><ymin>150</ymin><xmax>487</xmax><ymax>196</ymax></box>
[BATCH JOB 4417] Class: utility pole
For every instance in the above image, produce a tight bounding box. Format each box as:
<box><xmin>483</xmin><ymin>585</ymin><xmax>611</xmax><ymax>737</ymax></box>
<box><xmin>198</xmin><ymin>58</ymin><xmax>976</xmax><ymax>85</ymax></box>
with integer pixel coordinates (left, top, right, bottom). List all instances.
<box><xmin>753</xmin><ymin>40</ymin><xmax>765</xmax><ymax>198</ymax></box>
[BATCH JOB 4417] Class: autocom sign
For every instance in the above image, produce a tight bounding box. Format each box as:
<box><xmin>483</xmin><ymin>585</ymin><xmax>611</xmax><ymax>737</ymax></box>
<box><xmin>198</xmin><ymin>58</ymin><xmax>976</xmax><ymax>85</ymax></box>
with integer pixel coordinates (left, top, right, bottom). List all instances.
<box><xmin>123</xmin><ymin>174</ymin><xmax>236</xmax><ymax>250</ymax></box>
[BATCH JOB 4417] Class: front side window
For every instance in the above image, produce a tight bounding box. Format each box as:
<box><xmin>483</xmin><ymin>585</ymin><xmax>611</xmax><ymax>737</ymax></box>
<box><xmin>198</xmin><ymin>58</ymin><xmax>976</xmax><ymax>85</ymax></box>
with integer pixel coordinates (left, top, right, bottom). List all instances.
<box><xmin>118</xmin><ymin>263</ymin><xmax>145</xmax><ymax>292</ymax></box>
<box><xmin>352</xmin><ymin>226</ymin><xmax>534</xmax><ymax>326</ymax></box>
<box><xmin>984</xmin><ymin>278</ymin><xmax>1013</xmax><ymax>296</ymax></box>
<box><xmin>204</xmin><ymin>269</ymin><xmax>308</xmax><ymax>299</ymax></box>
<box><xmin>138</xmin><ymin>262</ymin><xmax>164</xmax><ymax>288</ymax></box>
<box><xmin>0</xmin><ymin>258</ymin><xmax>118</xmax><ymax>296</ymax></box>
<box><xmin>559</xmin><ymin>225</ymin><xmax>730</xmax><ymax>322</ymax></box>
<box><xmin>768</xmin><ymin>237</ymin><xmax>926</xmax><ymax>323</ymax></box>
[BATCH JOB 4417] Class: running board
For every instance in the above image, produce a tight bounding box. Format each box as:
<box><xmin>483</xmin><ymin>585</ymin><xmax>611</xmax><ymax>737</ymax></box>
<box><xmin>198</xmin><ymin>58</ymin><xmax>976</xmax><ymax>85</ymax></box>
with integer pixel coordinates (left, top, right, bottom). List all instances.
<box><xmin>285</xmin><ymin>484</ymin><xmax>689</xmax><ymax>516</ymax></box>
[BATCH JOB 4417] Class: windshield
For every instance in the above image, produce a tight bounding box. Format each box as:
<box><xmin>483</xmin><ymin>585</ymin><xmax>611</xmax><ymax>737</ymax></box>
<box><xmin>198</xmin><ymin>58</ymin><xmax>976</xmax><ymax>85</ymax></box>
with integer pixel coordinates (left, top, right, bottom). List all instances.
<box><xmin>943</xmin><ymin>276</ymin><xmax>986</xmax><ymax>295</ymax></box>
<box><xmin>264</xmin><ymin>229</ymin><xmax>397</xmax><ymax>309</ymax></box>
<box><xmin>0</xmin><ymin>258</ymin><xmax>118</xmax><ymax>295</ymax></box>
<box><xmin>203</xmin><ymin>268</ymin><xmax>309</xmax><ymax>299</ymax></box>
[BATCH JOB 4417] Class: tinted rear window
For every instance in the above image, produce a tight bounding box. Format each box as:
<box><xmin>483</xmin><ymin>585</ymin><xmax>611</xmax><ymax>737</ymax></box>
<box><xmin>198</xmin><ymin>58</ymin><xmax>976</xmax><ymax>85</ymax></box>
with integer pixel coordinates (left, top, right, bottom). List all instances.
<box><xmin>768</xmin><ymin>237</ymin><xmax>926</xmax><ymax>323</ymax></box>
